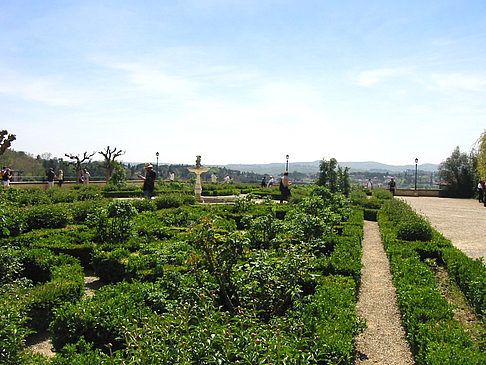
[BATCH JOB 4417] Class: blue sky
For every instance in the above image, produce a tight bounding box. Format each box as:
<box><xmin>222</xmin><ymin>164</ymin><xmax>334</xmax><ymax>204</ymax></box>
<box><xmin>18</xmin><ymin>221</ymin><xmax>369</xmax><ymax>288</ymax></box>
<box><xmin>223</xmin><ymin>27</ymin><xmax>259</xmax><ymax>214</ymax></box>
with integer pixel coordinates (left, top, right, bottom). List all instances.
<box><xmin>2</xmin><ymin>0</ymin><xmax>485</xmax><ymax>166</ymax></box>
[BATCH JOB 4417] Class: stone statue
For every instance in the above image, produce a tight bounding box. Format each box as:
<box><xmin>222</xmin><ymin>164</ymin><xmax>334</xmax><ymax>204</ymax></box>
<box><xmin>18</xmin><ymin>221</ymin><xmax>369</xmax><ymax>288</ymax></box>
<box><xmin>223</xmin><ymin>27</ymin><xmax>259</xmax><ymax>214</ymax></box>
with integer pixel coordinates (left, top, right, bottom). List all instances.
<box><xmin>188</xmin><ymin>155</ymin><xmax>210</xmax><ymax>202</ymax></box>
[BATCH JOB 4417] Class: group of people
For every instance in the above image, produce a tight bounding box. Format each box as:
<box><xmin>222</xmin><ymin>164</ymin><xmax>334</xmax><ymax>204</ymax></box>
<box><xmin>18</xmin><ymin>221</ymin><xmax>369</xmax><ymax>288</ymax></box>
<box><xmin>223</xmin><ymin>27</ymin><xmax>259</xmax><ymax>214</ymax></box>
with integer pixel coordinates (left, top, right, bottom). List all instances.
<box><xmin>260</xmin><ymin>173</ymin><xmax>292</xmax><ymax>203</ymax></box>
<box><xmin>45</xmin><ymin>168</ymin><xmax>89</xmax><ymax>188</ymax></box>
<box><xmin>365</xmin><ymin>178</ymin><xmax>397</xmax><ymax>195</ymax></box>
<box><xmin>477</xmin><ymin>181</ymin><xmax>486</xmax><ymax>207</ymax></box>
<box><xmin>1</xmin><ymin>166</ymin><xmax>12</xmax><ymax>188</ymax></box>
<box><xmin>261</xmin><ymin>175</ymin><xmax>275</xmax><ymax>188</ymax></box>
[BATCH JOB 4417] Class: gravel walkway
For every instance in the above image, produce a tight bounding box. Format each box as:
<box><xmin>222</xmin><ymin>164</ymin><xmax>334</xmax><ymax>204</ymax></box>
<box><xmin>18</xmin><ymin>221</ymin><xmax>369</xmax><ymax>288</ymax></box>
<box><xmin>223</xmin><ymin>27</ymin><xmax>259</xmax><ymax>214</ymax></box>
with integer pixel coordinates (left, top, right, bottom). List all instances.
<box><xmin>355</xmin><ymin>221</ymin><xmax>414</xmax><ymax>365</ymax></box>
<box><xmin>400</xmin><ymin>196</ymin><xmax>486</xmax><ymax>262</ymax></box>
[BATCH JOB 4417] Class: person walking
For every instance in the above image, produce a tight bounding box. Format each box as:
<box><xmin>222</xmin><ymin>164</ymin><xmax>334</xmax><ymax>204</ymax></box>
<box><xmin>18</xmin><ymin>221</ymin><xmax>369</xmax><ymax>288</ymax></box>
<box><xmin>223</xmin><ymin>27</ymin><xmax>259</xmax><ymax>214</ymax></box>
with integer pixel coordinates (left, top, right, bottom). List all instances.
<box><xmin>477</xmin><ymin>181</ymin><xmax>484</xmax><ymax>203</ymax></box>
<box><xmin>58</xmin><ymin>170</ymin><xmax>64</xmax><ymax>187</ymax></box>
<box><xmin>388</xmin><ymin>178</ymin><xmax>396</xmax><ymax>196</ymax></box>
<box><xmin>367</xmin><ymin>178</ymin><xmax>373</xmax><ymax>190</ymax></box>
<box><xmin>261</xmin><ymin>176</ymin><xmax>267</xmax><ymax>188</ymax></box>
<box><xmin>279</xmin><ymin>171</ymin><xmax>291</xmax><ymax>203</ymax></box>
<box><xmin>138</xmin><ymin>163</ymin><xmax>157</xmax><ymax>199</ymax></box>
<box><xmin>2</xmin><ymin>167</ymin><xmax>12</xmax><ymax>188</ymax></box>
<box><xmin>169</xmin><ymin>171</ymin><xmax>175</xmax><ymax>182</ymax></box>
<box><xmin>482</xmin><ymin>181</ymin><xmax>486</xmax><ymax>207</ymax></box>
<box><xmin>46</xmin><ymin>168</ymin><xmax>56</xmax><ymax>189</ymax></box>
<box><xmin>267</xmin><ymin>176</ymin><xmax>274</xmax><ymax>188</ymax></box>
<box><xmin>82</xmin><ymin>169</ymin><xmax>91</xmax><ymax>185</ymax></box>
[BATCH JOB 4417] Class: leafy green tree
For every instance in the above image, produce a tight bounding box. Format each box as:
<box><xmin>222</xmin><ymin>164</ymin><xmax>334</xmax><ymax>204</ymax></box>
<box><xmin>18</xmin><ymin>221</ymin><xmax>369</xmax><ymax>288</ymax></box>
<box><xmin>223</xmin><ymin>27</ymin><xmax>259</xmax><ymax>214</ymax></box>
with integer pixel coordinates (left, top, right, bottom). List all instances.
<box><xmin>317</xmin><ymin>157</ymin><xmax>350</xmax><ymax>195</ymax></box>
<box><xmin>109</xmin><ymin>162</ymin><xmax>128</xmax><ymax>188</ymax></box>
<box><xmin>317</xmin><ymin>158</ymin><xmax>338</xmax><ymax>192</ymax></box>
<box><xmin>438</xmin><ymin>146</ymin><xmax>475</xmax><ymax>197</ymax></box>
<box><xmin>337</xmin><ymin>165</ymin><xmax>350</xmax><ymax>197</ymax></box>
<box><xmin>477</xmin><ymin>131</ymin><xmax>486</xmax><ymax>180</ymax></box>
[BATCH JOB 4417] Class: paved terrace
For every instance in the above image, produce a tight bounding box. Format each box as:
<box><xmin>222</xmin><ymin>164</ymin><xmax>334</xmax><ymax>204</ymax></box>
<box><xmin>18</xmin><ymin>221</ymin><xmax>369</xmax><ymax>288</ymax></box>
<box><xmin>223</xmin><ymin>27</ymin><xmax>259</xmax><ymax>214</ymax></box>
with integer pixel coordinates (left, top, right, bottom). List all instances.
<box><xmin>400</xmin><ymin>196</ymin><xmax>486</xmax><ymax>262</ymax></box>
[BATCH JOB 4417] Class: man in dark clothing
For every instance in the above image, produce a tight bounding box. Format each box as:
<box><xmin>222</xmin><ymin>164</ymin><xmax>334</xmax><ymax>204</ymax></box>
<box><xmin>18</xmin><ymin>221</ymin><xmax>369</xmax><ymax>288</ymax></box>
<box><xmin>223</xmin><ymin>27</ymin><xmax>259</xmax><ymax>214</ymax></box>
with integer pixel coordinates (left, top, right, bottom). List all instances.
<box><xmin>138</xmin><ymin>163</ymin><xmax>157</xmax><ymax>199</ymax></box>
<box><xmin>388</xmin><ymin>178</ymin><xmax>396</xmax><ymax>196</ymax></box>
<box><xmin>46</xmin><ymin>168</ymin><xmax>56</xmax><ymax>189</ymax></box>
<box><xmin>279</xmin><ymin>171</ymin><xmax>291</xmax><ymax>203</ymax></box>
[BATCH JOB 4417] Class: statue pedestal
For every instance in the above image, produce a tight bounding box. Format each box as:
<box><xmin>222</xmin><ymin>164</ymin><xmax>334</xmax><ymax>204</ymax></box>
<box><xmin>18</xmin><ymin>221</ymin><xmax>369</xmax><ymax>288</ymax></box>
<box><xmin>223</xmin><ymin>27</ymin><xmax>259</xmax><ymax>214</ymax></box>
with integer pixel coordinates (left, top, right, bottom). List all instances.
<box><xmin>187</xmin><ymin>167</ymin><xmax>210</xmax><ymax>202</ymax></box>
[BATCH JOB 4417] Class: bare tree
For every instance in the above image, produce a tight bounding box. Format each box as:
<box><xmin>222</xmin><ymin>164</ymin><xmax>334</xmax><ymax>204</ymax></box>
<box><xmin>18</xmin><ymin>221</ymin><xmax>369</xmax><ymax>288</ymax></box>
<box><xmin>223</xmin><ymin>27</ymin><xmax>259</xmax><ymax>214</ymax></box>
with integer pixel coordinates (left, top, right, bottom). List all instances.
<box><xmin>64</xmin><ymin>151</ymin><xmax>96</xmax><ymax>183</ymax></box>
<box><xmin>99</xmin><ymin>146</ymin><xmax>125</xmax><ymax>182</ymax></box>
<box><xmin>0</xmin><ymin>130</ymin><xmax>16</xmax><ymax>156</ymax></box>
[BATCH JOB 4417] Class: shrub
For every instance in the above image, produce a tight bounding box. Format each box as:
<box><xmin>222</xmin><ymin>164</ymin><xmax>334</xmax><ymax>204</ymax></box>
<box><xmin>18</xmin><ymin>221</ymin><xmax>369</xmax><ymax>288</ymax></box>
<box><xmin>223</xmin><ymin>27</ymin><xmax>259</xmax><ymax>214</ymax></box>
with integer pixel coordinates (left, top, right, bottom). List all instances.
<box><xmin>75</xmin><ymin>187</ymin><xmax>102</xmax><ymax>201</ymax></box>
<box><xmin>17</xmin><ymin>188</ymin><xmax>51</xmax><ymax>206</ymax></box>
<box><xmin>131</xmin><ymin>198</ymin><xmax>156</xmax><ymax>213</ymax></box>
<box><xmin>91</xmin><ymin>247</ymin><xmax>131</xmax><ymax>283</ymax></box>
<box><xmin>363</xmin><ymin>208</ymin><xmax>378</xmax><ymax>221</ymax></box>
<box><xmin>25</xmin><ymin>262</ymin><xmax>84</xmax><ymax>331</ymax></box>
<box><xmin>372</xmin><ymin>188</ymin><xmax>393</xmax><ymax>200</ymax></box>
<box><xmin>24</xmin><ymin>205</ymin><xmax>69</xmax><ymax>231</ymax></box>
<box><xmin>47</xmin><ymin>188</ymin><xmax>78</xmax><ymax>203</ymax></box>
<box><xmin>106</xmin><ymin>200</ymin><xmax>138</xmax><ymax>243</ymax></box>
<box><xmin>397</xmin><ymin>217</ymin><xmax>433</xmax><ymax>242</ymax></box>
<box><xmin>0</xmin><ymin>299</ymin><xmax>32</xmax><ymax>364</ymax></box>
<box><xmin>70</xmin><ymin>200</ymin><xmax>107</xmax><ymax>224</ymax></box>
<box><xmin>441</xmin><ymin>247</ymin><xmax>486</xmax><ymax>315</ymax></box>
<box><xmin>0</xmin><ymin>207</ymin><xmax>24</xmax><ymax>237</ymax></box>
<box><xmin>242</xmin><ymin>213</ymin><xmax>284</xmax><ymax>248</ymax></box>
<box><xmin>378</xmin><ymin>202</ymin><xmax>485</xmax><ymax>364</ymax></box>
<box><xmin>363</xmin><ymin>196</ymin><xmax>382</xmax><ymax>209</ymax></box>
<box><xmin>154</xmin><ymin>194</ymin><xmax>184</xmax><ymax>209</ymax></box>
<box><xmin>50</xmin><ymin>281</ymin><xmax>162</xmax><ymax>352</ymax></box>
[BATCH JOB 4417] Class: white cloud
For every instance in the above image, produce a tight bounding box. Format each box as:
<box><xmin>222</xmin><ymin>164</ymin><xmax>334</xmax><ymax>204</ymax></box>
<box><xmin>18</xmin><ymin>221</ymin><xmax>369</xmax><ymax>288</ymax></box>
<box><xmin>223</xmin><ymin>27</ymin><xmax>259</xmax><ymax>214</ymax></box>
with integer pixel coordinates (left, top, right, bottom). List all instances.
<box><xmin>113</xmin><ymin>63</ymin><xmax>200</xmax><ymax>98</ymax></box>
<box><xmin>0</xmin><ymin>68</ymin><xmax>78</xmax><ymax>106</ymax></box>
<box><xmin>353</xmin><ymin>67</ymin><xmax>408</xmax><ymax>87</ymax></box>
<box><xmin>429</xmin><ymin>73</ymin><xmax>486</xmax><ymax>92</ymax></box>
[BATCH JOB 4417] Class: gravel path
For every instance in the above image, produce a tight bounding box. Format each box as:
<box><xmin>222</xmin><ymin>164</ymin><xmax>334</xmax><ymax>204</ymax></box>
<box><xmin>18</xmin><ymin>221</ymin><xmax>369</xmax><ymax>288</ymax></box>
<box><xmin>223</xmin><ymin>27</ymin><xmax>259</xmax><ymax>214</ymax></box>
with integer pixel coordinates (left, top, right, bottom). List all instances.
<box><xmin>355</xmin><ymin>221</ymin><xmax>414</xmax><ymax>365</ymax></box>
<box><xmin>27</xmin><ymin>273</ymin><xmax>105</xmax><ymax>357</ymax></box>
<box><xmin>400</xmin><ymin>196</ymin><xmax>486</xmax><ymax>262</ymax></box>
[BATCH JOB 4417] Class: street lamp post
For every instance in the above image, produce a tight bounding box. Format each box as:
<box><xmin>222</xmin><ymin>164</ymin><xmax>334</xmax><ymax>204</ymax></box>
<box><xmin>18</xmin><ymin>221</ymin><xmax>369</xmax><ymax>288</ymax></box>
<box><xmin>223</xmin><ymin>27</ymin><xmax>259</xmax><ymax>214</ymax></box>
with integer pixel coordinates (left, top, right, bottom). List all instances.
<box><xmin>286</xmin><ymin>155</ymin><xmax>289</xmax><ymax>172</ymax></box>
<box><xmin>156</xmin><ymin>152</ymin><xmax>159</xmax><ymax>175</ymax></box>
<box><xmin>415</xmin><ymin>158</ymin><xmax>418</xmax><ymax>191</ymax></box>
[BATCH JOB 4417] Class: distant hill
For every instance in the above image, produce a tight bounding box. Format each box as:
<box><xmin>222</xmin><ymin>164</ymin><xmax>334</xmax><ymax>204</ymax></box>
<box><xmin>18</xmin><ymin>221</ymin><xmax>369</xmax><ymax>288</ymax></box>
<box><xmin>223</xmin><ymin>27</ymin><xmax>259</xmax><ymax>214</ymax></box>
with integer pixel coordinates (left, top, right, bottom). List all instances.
<box><xmin>220</xmin><ymin>161</ymin><xmax>439</xmax><ymax>176</ymax></box>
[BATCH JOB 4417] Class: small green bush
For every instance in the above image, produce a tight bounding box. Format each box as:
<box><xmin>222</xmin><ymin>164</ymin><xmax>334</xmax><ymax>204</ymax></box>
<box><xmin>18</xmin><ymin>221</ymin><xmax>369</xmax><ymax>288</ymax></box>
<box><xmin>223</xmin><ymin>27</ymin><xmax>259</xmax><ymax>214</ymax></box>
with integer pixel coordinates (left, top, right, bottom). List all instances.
<box><xmin>372</xmin><ymin>188</ymin><xmax>393</xmax><ymax>200</ymax></box>
<box><xmin>397</xmin><ymin>218</ymin><xmax>433</xmax><ymax>242</ymax></box>
<box><xmin>154</xmin><ymin>194</ymin><xmax>183</xmax><ymax>209</ymax></box>
<box><xmin>0</xmin><ymin>299</ymin><xmax>32</xmax><ymax>364</ymax></box>
<box><xmin>24</xmin><ymin>205</ymin><xmax>69</xmax><ymax>231</ymax></box>
<box><xmin>0</xmin><ymin>207</ymin><xmax>24</xmax><ymax>237</ymax></box>
<box><xmin>91</xmin><ymin>247</ymin><xmax>131</xmax><ymax>283</ymax></box>
<box><xmin>131</xmin><ymin>198</ymin><xmax>156</xmax><ymax>212</ymax></box>
<box><xmin>70</xmin><ymin>200</ymin><xmax>107</xmax><ymax>224</ymax></box>
<box><xmin>363</xmin><ymin>208</ymin><xmax>378</xmax><ymax>221</ymax></box>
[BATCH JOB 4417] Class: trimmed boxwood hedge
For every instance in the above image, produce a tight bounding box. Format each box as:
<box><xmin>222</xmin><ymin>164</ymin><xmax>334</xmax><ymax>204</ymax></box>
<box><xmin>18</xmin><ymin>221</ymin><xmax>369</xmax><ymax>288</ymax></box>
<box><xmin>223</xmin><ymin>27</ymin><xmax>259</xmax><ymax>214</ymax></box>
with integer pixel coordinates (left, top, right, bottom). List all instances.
<box><xmin>378</xmin><ymin>199</ymin><xmax>486</xmax><ymax>364</ymax></box>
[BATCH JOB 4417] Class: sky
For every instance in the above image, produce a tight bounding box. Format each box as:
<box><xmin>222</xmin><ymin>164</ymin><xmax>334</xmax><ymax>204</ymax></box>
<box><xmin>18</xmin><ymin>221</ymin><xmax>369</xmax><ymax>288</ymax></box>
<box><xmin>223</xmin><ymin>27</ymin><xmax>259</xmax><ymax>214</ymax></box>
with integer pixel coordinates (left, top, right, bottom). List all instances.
<box><xmin>1</xmin><ymin>0</ymin><xmax>485</xmax><ymax>166</ymax></box>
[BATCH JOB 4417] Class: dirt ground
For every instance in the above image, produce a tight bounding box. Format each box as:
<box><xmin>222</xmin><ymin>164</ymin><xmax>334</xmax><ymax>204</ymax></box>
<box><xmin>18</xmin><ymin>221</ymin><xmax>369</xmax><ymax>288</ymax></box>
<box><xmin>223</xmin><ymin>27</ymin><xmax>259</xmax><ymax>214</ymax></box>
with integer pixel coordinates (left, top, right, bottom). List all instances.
<box><xmin>400</xmin><ymin>196</ymin><xmax>486</xmax><ymax>262</ymax></box>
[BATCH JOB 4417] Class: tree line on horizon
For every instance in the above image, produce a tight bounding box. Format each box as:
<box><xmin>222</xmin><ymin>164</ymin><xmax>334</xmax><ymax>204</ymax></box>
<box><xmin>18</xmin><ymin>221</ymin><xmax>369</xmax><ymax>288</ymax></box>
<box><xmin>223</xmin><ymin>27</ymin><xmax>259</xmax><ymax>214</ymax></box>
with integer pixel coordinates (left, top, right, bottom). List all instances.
<box><xmin>1</xmin><ymin>129</ymin><xmax>486</xmax><ymax>195</ymax></box>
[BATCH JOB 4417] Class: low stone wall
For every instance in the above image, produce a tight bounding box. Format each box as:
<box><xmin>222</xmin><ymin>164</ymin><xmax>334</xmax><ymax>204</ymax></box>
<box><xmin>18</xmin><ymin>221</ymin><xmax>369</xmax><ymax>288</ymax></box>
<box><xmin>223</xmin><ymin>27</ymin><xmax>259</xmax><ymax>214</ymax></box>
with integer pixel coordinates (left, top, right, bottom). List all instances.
<box><xmin>395</xmin><ymin>189</ymin><xmax>440</xmax><ymax>197</ymax></box>
<box><xmin>10</xmin><ymin>180</ymin><xmax>144</xmax><ymax>189</ymax></box>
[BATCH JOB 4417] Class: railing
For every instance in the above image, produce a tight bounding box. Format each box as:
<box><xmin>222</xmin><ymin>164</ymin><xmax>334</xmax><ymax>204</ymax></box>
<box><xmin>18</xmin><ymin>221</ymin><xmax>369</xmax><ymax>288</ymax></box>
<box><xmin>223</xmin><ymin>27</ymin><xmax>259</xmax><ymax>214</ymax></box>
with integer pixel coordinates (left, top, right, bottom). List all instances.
<box><xmin>10</xmin><ymin>180</ymin><xmax>144</xmax><ymax>189</ymax></box>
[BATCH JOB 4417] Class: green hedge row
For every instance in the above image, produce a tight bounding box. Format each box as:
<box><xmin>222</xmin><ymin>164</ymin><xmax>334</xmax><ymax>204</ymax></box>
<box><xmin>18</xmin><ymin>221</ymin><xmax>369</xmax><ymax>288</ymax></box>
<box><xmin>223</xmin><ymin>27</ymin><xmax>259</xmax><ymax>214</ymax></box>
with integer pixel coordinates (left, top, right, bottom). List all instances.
<box><xmin>1</xmin><ymin>186</ymin><xmax>103</xmax><ymax>207</ymax></box>
<box><xmin>378</xmin><ymin>199</ymin><xmax>485</xmax><ymax>364</ymax></box>
<box><xmin>0</xmin><ymin>247</ymin><xmax>84</xmax><ymax>363</ymax></box>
